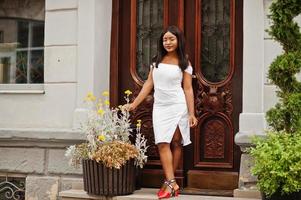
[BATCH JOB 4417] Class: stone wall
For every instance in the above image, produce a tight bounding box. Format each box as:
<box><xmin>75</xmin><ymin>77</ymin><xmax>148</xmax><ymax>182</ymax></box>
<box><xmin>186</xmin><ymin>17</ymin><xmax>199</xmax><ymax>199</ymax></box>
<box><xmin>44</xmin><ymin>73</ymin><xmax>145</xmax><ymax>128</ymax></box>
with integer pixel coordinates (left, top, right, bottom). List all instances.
<box><xmin>0</xmin><ymin>129</ymin><xmax>84</xmax><ymax>200</ymax></box>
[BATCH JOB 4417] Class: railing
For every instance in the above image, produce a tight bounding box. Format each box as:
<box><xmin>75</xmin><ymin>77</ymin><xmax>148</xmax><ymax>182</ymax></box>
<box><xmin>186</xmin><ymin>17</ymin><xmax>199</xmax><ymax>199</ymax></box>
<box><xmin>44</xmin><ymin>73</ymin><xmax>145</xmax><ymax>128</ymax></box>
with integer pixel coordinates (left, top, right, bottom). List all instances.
<box><xmin>0</xmin><ymin>176</ymin><xmax>25</xmax><ymax>200</ymax></box>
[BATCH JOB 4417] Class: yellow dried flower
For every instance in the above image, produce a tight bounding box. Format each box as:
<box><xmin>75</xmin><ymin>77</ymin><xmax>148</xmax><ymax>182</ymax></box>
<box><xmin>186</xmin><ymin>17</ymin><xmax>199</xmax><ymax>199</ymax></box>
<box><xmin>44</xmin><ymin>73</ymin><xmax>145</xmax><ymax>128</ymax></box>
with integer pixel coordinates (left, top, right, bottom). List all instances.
<box><xmin>102</xmin><ymin>91</ymin><xmax>109</xmax><ymax>97</ymax></box>
<box><xmin>104</xmin><ymin>100</ymin><xmax>110</xmax><ymax>106</ymax></box>
<box><xmin>124</xmin><ymin>89</ymin><xmax>132</xmax><ymax>96</ymax></box>
<box><xmin>98</xmin><ymin>135</ymin><xmax>106</xmax><ymax>142</ymax></box>
<box><xmin>97</xmin><ymin>109</ymin><xmax>105</xmax><ymax>115</ymax></box>
<box><xmin>84</xmin><ymin>92</ymin><xmax>96</xmax><ymax>101</ymax></box>
<box><xmin>137</xmin><ymin>119</ymin><xmax>142</xmax><ymax>127</ymax></box>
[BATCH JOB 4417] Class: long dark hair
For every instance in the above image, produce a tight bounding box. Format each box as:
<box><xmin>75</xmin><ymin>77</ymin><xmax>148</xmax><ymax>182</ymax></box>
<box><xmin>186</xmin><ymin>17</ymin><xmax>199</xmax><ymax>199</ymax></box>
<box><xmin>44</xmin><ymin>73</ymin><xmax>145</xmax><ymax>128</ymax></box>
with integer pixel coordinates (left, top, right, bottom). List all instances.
<box><xmin>152</xmin><ymin>25</ymin><xmax>189</xmax><ymax>71</ymax></box>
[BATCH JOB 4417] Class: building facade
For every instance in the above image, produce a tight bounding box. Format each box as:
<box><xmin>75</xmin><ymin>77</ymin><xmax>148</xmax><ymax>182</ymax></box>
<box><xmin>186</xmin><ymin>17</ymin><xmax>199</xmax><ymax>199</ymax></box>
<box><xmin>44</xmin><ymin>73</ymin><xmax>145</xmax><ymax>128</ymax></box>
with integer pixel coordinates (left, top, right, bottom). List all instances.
<box><xmin>0</xmin><ymin>0</ymin><xmax>300</xmax><ymax>199</ymax></box>
<box><xmin>0</xmin><ymin>0</ymin><xmax>112</xmax><ymax>199</ymax></box>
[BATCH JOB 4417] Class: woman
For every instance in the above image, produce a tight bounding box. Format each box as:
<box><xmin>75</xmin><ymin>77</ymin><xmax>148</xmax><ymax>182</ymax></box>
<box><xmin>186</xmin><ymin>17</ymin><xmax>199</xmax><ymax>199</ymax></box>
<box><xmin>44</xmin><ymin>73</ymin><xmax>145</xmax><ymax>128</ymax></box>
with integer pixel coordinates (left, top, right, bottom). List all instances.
<box><xmin>125</xmin><ymin>25</ymin><xmax>198</xmax><ymax>199</ymax></box>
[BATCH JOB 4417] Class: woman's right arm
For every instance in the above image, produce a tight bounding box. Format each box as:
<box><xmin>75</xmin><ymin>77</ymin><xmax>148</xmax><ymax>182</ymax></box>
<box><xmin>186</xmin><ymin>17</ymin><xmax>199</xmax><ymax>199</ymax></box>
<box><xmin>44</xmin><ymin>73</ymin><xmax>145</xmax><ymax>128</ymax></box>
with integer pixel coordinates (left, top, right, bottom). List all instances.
<box><xmin>127</xmin><ymin>67</ymin><xmax>154</xmax><ymax>111</ymax></box>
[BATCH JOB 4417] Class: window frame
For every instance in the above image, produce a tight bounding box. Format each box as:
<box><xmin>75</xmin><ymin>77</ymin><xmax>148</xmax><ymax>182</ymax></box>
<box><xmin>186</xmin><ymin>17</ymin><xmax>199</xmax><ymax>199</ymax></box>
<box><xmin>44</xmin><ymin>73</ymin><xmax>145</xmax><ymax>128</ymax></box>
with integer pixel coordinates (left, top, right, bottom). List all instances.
<box><xmin>0</xmin><ymin>17</ymin><xmax>45</xmax><ymax>93</ymax></box>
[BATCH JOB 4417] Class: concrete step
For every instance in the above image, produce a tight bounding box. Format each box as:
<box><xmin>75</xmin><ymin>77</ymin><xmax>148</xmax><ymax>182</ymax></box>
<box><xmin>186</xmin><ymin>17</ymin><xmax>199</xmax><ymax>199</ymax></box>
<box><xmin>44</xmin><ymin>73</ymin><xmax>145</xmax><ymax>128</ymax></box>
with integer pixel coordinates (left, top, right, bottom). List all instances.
<box><xmin>59</xmin><ymin>188</ymin><xmax>261</xmax><ymax>200</ymax></box>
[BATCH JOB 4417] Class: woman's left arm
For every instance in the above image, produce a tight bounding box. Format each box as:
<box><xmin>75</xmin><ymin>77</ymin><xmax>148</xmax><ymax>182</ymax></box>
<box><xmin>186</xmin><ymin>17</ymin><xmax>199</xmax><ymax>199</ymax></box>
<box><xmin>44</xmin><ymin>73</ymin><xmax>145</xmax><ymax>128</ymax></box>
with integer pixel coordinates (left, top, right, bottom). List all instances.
<box><xmin>183</xmin><ymin>70</ymin><xmax>198</xmax><ymax>127</ymax></box>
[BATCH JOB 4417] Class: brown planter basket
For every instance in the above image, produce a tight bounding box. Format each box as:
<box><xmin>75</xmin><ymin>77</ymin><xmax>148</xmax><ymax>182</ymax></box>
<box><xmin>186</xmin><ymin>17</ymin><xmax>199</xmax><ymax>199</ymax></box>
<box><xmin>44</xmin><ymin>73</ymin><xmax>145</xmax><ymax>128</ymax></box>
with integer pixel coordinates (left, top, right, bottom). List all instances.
<box><xmin>82</xmin><ymin>159</ymin><xmax>136</xmax><ymax>196</ymax></box>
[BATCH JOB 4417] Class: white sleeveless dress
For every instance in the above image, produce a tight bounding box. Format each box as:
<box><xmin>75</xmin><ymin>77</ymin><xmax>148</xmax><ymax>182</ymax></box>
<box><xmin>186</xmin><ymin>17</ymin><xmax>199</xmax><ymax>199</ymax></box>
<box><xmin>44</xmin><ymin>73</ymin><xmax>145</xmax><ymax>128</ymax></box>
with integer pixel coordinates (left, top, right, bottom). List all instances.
<box><xmin>152</xmin><ymin>63</ymin><xmax>193</xmax><ymax>146</ymax></box>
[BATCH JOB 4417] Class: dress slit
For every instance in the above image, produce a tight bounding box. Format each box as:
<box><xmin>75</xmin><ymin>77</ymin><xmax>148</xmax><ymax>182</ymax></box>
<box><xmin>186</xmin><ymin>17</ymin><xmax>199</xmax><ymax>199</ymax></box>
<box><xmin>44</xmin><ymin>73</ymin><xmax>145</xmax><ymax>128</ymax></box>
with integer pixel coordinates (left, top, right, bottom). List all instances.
<box><xmin>154</xmin><ymin>106</ymin><xmax>191</xmax><ymax>146</ymax></box>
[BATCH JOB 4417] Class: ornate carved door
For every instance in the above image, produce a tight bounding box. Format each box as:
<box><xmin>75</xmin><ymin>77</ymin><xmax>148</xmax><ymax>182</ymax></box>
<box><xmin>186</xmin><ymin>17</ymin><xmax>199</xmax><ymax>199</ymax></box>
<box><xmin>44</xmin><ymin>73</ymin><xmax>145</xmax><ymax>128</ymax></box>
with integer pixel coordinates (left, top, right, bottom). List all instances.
<box><xmin>110</xmin><ymin>0</ymin><xmax>242</xmax><ymax>194</ymax></box>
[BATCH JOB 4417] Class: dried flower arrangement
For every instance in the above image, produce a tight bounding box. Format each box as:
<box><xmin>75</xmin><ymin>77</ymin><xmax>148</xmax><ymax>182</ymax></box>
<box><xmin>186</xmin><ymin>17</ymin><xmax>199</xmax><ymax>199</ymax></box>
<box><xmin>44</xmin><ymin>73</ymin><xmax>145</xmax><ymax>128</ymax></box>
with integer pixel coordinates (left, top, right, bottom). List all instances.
<box><xmin>65</xmin><ymin>90</ymin><xmax>148</xmax><ymax>169</ymax></box>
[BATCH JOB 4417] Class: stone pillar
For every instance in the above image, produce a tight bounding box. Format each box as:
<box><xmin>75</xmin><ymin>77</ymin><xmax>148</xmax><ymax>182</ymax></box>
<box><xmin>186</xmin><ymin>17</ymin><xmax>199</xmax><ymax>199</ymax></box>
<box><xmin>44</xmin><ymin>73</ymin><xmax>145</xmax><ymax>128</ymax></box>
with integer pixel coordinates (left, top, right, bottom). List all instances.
<box><xmin>73</xmin><ymin>0</ymin><xmax>112</xmax><ymax>128</ymax></box>
<box><xmin>233</xmin><ymin>0</ymin><xmax>265</xmax><ymax>198</ymax></box>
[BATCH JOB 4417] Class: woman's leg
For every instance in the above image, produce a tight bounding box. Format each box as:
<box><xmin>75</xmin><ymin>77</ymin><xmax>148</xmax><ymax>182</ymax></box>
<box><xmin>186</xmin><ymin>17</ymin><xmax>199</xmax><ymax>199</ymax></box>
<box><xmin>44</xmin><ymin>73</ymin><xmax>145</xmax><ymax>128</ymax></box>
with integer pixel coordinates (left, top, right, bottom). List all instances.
<box><xmin>171</xmin><ymin>126</ymin><xmax>182</xmax><ymax>172</ymax></box>
<box><xmin>157</xmin><ymin>142</ymin><xmax>179</xmax><ymax>196</ymax></box>
<box><xmin>169</xmin><ymin>127</ymin><xmax>182</xmax><ymax>191</ymax></box>
<box><xmin>157</xmin><ymin>143</ymin><xmax>174</xmax><ymax>181</ymax></box>
<box><xmin>157</xmin><ymin>127</ymin><xmax>182</xmax><ymax>193</ymax></box>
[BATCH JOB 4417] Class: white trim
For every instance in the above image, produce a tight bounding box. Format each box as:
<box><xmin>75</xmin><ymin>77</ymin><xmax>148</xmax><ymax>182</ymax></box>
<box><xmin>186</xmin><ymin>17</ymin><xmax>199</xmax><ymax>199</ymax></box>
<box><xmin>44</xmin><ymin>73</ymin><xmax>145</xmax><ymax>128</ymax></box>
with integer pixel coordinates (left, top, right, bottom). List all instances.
<box><xmin>0</xmin><ymin>84</ymin><xmax>45</xmax><ymax>94</ymax></box>
<box><xmin>242</xmin><ymin>0</ymin><xmax>265</xmax><ymax>113</ymax></box>
<box><xmin>17</xmin><ymin>47</ymin><xmax>44</xmax><ymax>51</ymax></box>
<box><xmin>0</xmin><ymin>128</ymin><xmax>84</xmax><ymax>148</ymax></box>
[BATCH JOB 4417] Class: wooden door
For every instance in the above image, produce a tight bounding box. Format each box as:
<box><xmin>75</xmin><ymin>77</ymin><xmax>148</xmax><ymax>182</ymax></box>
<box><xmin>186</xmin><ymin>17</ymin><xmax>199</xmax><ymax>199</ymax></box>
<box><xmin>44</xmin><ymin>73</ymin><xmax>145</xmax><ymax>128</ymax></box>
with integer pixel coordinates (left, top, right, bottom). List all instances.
<box><xmin>183</xmin><ymin>0</ymin><xmax>243</xmax><ymax>194</ymax></box>
<box><xmin>110</xmin><ymin>0</ymin><xmax>242</xmax><ymax>194</ymax></box>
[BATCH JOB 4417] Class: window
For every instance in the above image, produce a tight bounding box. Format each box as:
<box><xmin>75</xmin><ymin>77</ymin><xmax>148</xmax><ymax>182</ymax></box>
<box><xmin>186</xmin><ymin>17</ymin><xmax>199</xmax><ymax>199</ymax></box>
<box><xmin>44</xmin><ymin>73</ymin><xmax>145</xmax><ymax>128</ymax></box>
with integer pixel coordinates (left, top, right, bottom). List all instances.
<box><xmin>136</xmin><ymin>0</ymin><xmax>164</xmax><ymax>81</ymax></box>
<box><xmin>0</xmin><ymin>0</ymin><xmax>45</xmax><ymax>86</ymax></box>
<box><xmin>0</xmin><ymin>19</ymin><xmax>44</xmax><ymax>84</ymax></box>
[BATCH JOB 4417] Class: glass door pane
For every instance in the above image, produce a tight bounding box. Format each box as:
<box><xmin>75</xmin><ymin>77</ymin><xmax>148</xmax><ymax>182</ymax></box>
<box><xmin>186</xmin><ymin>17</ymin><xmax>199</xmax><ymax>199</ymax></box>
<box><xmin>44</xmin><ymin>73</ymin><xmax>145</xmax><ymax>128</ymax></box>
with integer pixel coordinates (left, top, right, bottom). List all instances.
<box><xmin>201</xmin><ymin>0</ymin><xmax>230</xmax><ymax>83</ymax></box>
<box><xmin>136</xmin><ymin>0</ymin><xmax>164</xmax><ymax>81</ymax></box>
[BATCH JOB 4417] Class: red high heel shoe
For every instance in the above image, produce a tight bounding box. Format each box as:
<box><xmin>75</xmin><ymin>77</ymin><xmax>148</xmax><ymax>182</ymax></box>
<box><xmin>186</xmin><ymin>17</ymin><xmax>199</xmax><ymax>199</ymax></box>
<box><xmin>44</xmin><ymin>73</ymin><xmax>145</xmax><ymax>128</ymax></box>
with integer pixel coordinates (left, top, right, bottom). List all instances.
<box><xmin>157</xmin><ymin>179</ymin><xmax>180</xmax><ymax>199</ymax></box>
<box><xmin>157</xmin><ymin>180</ymin><xmax>168</xmax><ymax>196</ymax></box>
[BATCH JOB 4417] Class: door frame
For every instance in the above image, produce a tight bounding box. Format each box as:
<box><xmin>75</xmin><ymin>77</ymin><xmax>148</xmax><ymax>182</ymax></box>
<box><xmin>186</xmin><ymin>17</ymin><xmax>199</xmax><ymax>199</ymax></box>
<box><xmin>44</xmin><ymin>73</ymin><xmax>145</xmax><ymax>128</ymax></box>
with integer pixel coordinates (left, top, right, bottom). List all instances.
<box><xmin>109</xmin><ymin>0</ymin><xmax>243</xmax><ymax>191</ymax></box>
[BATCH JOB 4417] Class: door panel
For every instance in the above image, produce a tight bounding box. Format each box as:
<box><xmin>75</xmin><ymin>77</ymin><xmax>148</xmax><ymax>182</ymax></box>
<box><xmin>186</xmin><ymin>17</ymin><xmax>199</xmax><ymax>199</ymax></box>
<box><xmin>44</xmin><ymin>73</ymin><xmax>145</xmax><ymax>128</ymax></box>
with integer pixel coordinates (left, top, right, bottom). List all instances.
<box><xmin>110</xmin><ymin>0</ymin><xmax>242</xmax><ymax>192</ymax></box>
<box><xmin>192</xmin><ymin>0</ymin><xmax>235</xmax><ymax>169</ymax></box>
<box><xmin>183</xmin><ymin>0</ymin><xmax>242</xmax><ymax>191</ymax></box>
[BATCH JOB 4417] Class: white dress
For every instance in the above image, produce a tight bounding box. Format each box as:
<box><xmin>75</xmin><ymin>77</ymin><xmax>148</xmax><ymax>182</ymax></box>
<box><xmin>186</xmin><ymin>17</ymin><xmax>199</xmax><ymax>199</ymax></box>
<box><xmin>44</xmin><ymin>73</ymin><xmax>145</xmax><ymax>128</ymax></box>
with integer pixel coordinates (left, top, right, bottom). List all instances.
<box><xmin>152</xmin><ymin>63</ymin><xmax>193</xmax><ymax>146</ymax></box>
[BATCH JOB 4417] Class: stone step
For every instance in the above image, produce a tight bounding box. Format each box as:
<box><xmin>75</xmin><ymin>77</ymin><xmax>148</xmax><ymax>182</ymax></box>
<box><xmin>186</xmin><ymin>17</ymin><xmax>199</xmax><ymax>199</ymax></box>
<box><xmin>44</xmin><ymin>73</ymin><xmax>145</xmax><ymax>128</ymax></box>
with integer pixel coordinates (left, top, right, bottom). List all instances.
<box><xmin>233</xmin><ymin>189</ymin><xmax>262</xmax><ymax>199</ymax></box>
<box><xmin>59</xmin><ymin>188</ymin><xmax>261</xmax><ymax>200</ymax></box>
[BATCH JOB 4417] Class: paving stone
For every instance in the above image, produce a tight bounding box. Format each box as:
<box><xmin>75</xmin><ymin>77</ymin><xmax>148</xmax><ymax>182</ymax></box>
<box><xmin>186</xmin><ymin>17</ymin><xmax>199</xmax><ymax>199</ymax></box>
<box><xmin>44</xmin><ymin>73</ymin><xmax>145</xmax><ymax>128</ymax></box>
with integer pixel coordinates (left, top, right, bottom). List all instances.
<box><xmin>25</xmin><ymin>176</ymin><xmax>59</xmax><ymax>200</ymax></box>
<box><xmin>59</xmin><ymin>188</ymin><xmax>261</xmax><ymax>200</ymax></box>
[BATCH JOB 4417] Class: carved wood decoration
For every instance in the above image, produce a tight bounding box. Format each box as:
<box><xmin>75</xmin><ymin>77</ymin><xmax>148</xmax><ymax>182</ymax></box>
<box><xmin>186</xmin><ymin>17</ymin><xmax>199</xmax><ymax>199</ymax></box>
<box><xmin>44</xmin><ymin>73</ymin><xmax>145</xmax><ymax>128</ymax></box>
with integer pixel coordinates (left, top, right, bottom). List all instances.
<box><xmin>204</xmin><ymin>120</ymin><xmax>225</xmax><ymax>159</ymax></box>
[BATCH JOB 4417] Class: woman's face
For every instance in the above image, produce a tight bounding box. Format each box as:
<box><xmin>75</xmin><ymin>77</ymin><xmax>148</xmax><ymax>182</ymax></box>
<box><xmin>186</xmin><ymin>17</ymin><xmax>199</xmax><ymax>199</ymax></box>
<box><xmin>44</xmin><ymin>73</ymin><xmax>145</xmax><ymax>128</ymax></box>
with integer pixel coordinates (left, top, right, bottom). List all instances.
<box><xmin>163</xmin><ymin>31</ymin><xmax>178</xmax><ymax>53</ymax></box>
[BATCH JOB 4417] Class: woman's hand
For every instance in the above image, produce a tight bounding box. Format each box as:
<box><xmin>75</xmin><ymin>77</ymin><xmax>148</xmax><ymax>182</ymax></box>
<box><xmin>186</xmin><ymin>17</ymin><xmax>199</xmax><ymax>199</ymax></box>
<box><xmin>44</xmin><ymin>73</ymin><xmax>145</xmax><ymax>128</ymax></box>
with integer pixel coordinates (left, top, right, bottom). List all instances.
<box><xmin>123</xmin><ymin>103</ymin><xmax>136</xmax><ymax>112</ymax></box>
<box><xmin>189</xmin><ymin>115</ymin><xmax>198</xmax><ymax>128</ymax></box>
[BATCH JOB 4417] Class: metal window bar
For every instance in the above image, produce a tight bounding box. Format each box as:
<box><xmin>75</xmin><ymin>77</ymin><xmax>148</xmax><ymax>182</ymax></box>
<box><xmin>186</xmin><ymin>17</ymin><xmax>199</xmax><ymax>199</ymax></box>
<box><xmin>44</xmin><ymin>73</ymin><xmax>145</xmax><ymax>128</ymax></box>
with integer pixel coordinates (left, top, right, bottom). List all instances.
<box><xmin>0</xmin><ymin>176</ymin><xmax>25</xmax><ymax>200</ymax></box>
<box><xmin>26</xmin><ymin>21</ymin><xmax>32</xmax><ymax>83</ymax></box>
